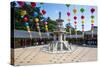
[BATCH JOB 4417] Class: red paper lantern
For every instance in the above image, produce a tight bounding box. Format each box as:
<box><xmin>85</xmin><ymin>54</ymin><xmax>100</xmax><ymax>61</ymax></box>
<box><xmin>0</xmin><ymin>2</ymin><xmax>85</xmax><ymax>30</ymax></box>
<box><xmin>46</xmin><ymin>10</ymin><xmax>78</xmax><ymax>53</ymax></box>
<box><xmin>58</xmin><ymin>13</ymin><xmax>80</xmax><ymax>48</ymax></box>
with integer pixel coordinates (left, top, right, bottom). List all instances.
<box><xmin>23</xmin><ymin>17</ymin><xmax>28</xmax><ymax>22</ymax></box>
<box><xmin>67</xmin><ymin>26</ymin><xmax>71</xmax><ymax>29</ymax></box>
<box><xmin>46</xmin><ymin>30</ymin><xmax>48</xmax><ymax>32</ymax></box>
<box><xmin>31</xmin><ymin>2</ymin><xmax>36</xmax><ymax>8</ymax></box>
<box><xmin>74</xmin><ymin>21</ymin><xmax>77</xmax><ymax>24</ymax></box>
<box><xmin>74</xmin><ymin>16</ymin><xmax>77</xmax><ymax>20</ymax></box>
<box><xmin>81</xmin><ymin>15</ymin><xmax>85</xmax><ymax>19</ymax></box>
<box><xmin>42</xmin><ymin>10</ymin><xmax>46</xmax><ymax>15</ymax></box>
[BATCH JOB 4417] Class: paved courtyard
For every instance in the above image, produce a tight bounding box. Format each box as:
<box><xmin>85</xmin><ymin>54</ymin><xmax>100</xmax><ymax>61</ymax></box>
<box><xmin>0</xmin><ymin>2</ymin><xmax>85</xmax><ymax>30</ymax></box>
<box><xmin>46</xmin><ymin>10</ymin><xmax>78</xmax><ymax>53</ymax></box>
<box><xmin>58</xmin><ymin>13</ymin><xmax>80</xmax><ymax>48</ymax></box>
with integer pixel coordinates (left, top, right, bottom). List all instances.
<box><xmin>13</xmin><ymin>45</ymin><xmax>97</xmax><ymax>66</ymax></box>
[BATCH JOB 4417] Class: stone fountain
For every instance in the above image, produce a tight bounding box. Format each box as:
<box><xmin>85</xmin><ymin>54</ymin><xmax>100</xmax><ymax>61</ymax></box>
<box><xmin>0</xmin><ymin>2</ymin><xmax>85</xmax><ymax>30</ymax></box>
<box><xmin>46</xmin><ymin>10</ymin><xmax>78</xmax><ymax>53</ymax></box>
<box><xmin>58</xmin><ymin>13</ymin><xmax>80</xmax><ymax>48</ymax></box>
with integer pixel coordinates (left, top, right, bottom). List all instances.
<box><xmin>42</xmin><ymin>12</ymin><xmax>71</xmax><ymax>53</ymax></box>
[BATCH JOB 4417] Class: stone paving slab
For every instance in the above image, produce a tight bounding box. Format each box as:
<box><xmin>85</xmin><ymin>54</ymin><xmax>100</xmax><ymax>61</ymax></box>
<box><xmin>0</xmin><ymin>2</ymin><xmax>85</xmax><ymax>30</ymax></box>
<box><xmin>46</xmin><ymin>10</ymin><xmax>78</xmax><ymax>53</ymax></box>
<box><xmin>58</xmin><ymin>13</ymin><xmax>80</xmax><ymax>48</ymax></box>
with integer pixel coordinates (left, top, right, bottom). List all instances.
<box><xmin>12</xmin><ymin>45</ymin><xmax>97</xmax><ymax>66</ymax></box>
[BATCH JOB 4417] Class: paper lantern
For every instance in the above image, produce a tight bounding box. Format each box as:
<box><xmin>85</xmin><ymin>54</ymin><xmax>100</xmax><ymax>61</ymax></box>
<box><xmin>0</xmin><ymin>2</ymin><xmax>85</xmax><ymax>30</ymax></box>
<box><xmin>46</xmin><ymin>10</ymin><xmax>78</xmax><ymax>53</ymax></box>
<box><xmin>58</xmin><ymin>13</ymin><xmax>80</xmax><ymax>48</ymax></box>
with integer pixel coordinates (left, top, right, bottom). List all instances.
<box><xmin>82</xmin><ymin>26</ymin><xmax>84</xmax><ymax>28</ymax></box>
<box><xmin>23</xmin><ymin>17</ymin><xmax>28</xmax><ymax>22</ymax></box>
<box><xmin>73</xmin><ymin>8</ymin><xmax>77</xmax><ymax>14</ymax></box>
<box><xmin>66</xmin><ymin>4</ymin><xmax>70</xmax><ymax>7</ymax></box>
<box><xmin>26</xmin><ymin>26</ymin><xmax>30</xmax><ymax>32</ymax></box>
<box><xmin>45</xmin><ymin>25</ymin><xmax>48</xmax><ymax>28</ymax></box>
<box><xmin>81</xmin><ymin>15</ymin><xmax>85</xmax><ymax>19</ymax></box>
<box><xmin>36</xmin><ymin>23</ymin><xmax>39</xmax><ymax>26</ymax></box>
<box><xmin>37</xmin><ymin>27</ymin><xmax>40</xmax><ymax>30</ymax></box>
<box><xmin>67</xmin><ymin>18</ymin><xmax>70</xmax><ymax>22</ymax></box>
<box><xmin>82</xmin><ymin>20</ymin><xmax>85</xmax><ymax>24</ymax></box>
<box><xmin>21</xmin><ymin>16</ymin><xmax>24</xmax><ymax>18</ymax></box>
<box><xmin>67</xmin><ymin>12</ymin><xmax>70</xmax><ymax>16</ymax></box>
<box><xmin>37</xmin><ymin>26</ymin><xmax>40</xmax><ymax>29</ymax></box>
<box><xmin>82</xmin><ymin>24</ymin><xmax>84</xmax><ymax>26</ymax></box>
<box><xmin>91</xmin><ymin>15</ymin><xmax>95</xmax><ymax>19</ymax></box>
<box><xmin>24</xmin><ymin>22</ymin><xmax>29</xmax><ymax>26</ymax></box>
<box><xmin>42</xmin><ymin>9</ymin><xmax>46</xmax><ymax>15</ymax></box>
<box><xmin>43</xmin><ymin>17</ymin><xmax>47</xmax><ymax>22</ymax></box>
<box><xmin>46</xmin><ymin>29</ymin><xmax>48</xmax><ymax>32</ymax></box>
<box><xmin>74</xmin><ymin>21</ymin><xmax>77</xmax><ymax>25</ymax></box>
<box><xmin>91</xmin><ymin>23</ymin><xmax>94</xmax><ymax>25</ymax></box>
<box><xmin>31</xmin><ymin>2</ymin><xmax>36</xmax><ymax>8</ymax></box>
<box><xmin>17</xmin><ymin>1</ymin><xmax>24</xmax><ymax>7</ymax></box>
<box><xmin>45</xmin><ymin>28</ymin><xmax>48</xmax><ymax>30</ymax></box>
<box><xmin>40</xmin><ymin>2</ymin><xmax>44</xmax><ymax>5</ymax></box>
<box><xmin>33</xmin><ymin>12</ymin><xmax>38</xmax><ymax>17</ymax></box>
<box><xmin>91</xmin><ymin>8</ymin><xmax>95</xmax><ymax>13</ymax></box>
<box><xmin>44</xmin><ymin>21</ymin><xmax>48</xmax><ymax>25</ymax></box>
<box><xmin>74</xmin><ymin>16</ymin><xmax>77</xmax><ymax>20</ymax></box>
<box><xmin>91</xmin><ymin>20</ymin><xmax>94</xmax><ymax>24</ymax></box>
<box><xmin>67</xmin><ymin>26</ymin><xmax>71</xmax><ymax>29</ymax></box>
<box><xmin>80</xmin><ymin>8</ymin><xmax>85</xmax><ymax>13</ymax></box>
<box><xmin>20</xmin><ymin>10</ymin><xmax>27</xmax><ymax>16</ymax></box>
<box><xmin>35</xmin><ymin>18</ymin><xmax>39</xmax><ymax>22</ymax></box>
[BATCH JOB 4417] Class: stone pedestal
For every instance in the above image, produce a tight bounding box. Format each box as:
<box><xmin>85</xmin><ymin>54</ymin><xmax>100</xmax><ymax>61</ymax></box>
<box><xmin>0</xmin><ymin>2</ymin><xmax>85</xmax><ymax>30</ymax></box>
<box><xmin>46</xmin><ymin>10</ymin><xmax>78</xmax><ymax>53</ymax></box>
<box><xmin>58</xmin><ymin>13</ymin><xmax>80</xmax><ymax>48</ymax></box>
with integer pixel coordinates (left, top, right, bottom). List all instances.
<box><xmin>42</xmin><ymin>12</ymin><xmax>71</xmax><ymax>53</ymax></box>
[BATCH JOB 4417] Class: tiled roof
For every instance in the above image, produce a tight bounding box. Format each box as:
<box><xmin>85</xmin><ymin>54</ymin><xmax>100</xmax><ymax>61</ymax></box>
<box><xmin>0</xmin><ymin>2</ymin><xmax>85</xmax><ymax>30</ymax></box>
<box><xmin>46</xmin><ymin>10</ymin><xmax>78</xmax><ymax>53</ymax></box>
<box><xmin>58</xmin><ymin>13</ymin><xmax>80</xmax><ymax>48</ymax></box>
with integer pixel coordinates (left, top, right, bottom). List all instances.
<box><xmin>14</xmin><ymin>30</ymin><xmax>52</xmax><ymax>38</ymax></box>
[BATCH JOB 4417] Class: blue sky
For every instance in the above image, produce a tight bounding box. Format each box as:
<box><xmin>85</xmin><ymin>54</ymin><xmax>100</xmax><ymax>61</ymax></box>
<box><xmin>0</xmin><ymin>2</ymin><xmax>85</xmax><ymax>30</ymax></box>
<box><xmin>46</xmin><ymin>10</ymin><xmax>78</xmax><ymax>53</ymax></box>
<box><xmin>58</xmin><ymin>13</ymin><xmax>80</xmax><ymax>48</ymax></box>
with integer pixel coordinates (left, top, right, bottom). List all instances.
<box><xmin>15</xmin><ymin>2</ymin><xmax>97</xmax><ymax>31</ymax></box>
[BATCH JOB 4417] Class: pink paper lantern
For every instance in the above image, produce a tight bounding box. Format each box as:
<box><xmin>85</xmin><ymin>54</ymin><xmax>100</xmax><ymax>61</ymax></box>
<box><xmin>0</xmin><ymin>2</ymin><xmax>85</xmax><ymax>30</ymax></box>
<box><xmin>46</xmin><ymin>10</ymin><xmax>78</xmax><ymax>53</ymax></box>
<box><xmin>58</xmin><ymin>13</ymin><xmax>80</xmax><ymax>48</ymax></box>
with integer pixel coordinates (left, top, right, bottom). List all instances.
<box><xmin>67</xmin><ymin>12</ymin><xmax>70</xmax><ymax>16</ymax></box>
<box><xmin>44</xmin><ymin>22</ymin><xmax>48</xmax><ymax>25</ymax></box>
<box><xmin>36</xmin><ymin>23</ymin><xmax>39</xmax><ymax>26</ymax></box>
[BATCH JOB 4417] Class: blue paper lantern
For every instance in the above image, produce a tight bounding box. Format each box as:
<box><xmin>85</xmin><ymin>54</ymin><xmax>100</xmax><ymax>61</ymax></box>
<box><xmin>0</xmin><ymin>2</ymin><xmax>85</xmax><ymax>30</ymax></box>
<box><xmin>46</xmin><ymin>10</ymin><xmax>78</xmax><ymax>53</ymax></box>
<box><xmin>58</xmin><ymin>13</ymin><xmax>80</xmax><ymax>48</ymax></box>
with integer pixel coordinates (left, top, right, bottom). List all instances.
<box><xmin>24</xmin><ymin>22</ymin><xmax>29</xmax><ymax>26</ymax></box>
<box><xmin>82</xmin><ymin>24</ymin><xmax>84</xmax><ymax>26</ymax></box>
<box><xmin>33</xmin><ymin>12</ymin><xmax>38</xmax><ymax>17</ymax></box>
<box><xmin>43</xmin><ymin>17</ymin><xmax>47</xmax><ymax>22</ymax></box>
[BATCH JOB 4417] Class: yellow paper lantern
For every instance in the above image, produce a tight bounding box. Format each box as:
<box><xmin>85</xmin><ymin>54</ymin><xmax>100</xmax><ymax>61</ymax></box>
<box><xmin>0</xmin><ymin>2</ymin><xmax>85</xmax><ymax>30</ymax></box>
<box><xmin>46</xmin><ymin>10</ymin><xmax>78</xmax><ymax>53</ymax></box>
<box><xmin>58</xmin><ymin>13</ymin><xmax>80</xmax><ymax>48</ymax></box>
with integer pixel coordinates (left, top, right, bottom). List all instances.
<box><xmin>91</xmin><ymin>20</ymin><xmax>94</xmax><ymax>24</ymax></box>
<box><xmin>45</xmin><ymin>28</ymin><xmax>48</xmax><ymax>30</ymax></box>
<box><xmin>35</xmin><ymin>18</ymin><xmax>39</xmax><ymax>23</ymax></box>
<box><xmin>45</xmin><ymin>25</ymin><xmax>48</xmax><ymax>28</ymax></box>
<box><xmin>37</xmin><ymin>26</ymin><xmax>40</xmax><ymax>29</ymax></box>
<box><xmin>20</xmin><ymin>10</ymin><xmax>27</xmax><ymax>16</ymax></box>
<box><xmin>82</xmin><ymin>20</ymin><xmax>84</xmax><ymax>24</ymax></box>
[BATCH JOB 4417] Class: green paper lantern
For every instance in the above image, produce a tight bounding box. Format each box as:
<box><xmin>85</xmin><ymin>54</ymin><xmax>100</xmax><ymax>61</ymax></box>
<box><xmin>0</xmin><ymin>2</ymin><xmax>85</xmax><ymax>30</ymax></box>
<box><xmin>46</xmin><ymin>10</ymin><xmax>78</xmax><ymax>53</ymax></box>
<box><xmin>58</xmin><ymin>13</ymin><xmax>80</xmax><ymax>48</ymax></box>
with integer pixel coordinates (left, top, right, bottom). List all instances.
<box><xmin>66</xmin><ymin>4</ymin><xmax>70</xmax><ymax>7</ymax></box>
<box><xmin>80</xmin><ymin>8</ymin><xmax>85</xmax><ymax>13</ymax></box>
<box><xmin>91</xmin><ymin>15</ymin><xmax>95</xmax><ymax>19</ymax></box>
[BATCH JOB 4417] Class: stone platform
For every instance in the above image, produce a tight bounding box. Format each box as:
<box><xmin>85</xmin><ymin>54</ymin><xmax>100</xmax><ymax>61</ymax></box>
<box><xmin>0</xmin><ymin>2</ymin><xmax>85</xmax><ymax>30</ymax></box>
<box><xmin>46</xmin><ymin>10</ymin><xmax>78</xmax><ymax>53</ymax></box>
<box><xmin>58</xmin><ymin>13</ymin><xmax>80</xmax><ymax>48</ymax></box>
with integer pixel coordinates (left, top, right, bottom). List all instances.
<box><xmin>12</xmin><ymin>45</ymin><xmax>97</xmax><ymax>66</ymax></box>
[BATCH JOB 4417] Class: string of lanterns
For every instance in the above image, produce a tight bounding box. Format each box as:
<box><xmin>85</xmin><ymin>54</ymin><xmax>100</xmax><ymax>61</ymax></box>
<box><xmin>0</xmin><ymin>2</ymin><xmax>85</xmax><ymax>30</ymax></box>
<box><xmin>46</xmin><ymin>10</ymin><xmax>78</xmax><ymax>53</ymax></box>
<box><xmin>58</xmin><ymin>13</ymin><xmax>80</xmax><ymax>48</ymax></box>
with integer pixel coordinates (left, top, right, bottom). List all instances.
<box><xmin>80</xmin><ymin>8</ymin><xmax>85</xmax><ymax>38</ymax></box>
<box><xmin>73</xmin><ymin>7</ymin><xmax>77</xmax><ymax>39</ymax></box>
<box><xmin>66</xmin><ymin>4</ymin><xmax>71</xmax><ymax>38</ymax></box>
<box><xmin>18</xmin><ymin>2</ymin><xmax>96</xmax><ymax>39</ymax></box>
<box><xmin>44</xmin><ymin>22</ymin><xmax>48</xmax><ymax>32</ymax></box>
<box><xmin>18</xmin><ymin>2</ymin><xmax>49</xmax><ymax>38</ymax></box>
<box><xmin>23</xmin><ymin>16</ymin><xmax>32</xmax><ymax>39</ymax></box>
<box><xmin>90</xmin><ymin>8</ymin><xmax>95</xmax><ymax>38</ymax></box>
<box><xmin>40</xmin><ymin>3</ymin><xmax>49</xmax><ymax>34</ymax></box>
